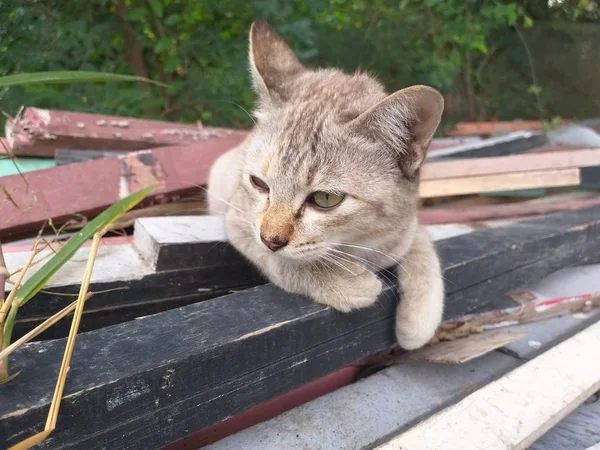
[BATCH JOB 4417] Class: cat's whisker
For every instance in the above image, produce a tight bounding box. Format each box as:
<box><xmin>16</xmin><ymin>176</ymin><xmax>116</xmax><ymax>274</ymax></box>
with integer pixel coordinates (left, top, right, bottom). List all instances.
<box><xmin>327</xmin><ymin>248</ymin><xmax>398</xmax><ymax>287</ymax></box>
<box><xmin>319</xmin><ymin>254</ymin><xmax>359</xmax><ymax>277</ymax></box>
<box><xmin>331</xmin><ymin>241</ymin><xmax>413</xmax><ymax>280</ymax></box>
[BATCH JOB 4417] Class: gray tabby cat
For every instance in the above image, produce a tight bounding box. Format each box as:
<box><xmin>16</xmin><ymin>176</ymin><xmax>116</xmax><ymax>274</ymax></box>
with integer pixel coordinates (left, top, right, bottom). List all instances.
<box><xmin>207</xmin><ymin>21</ymin><xmax>444</xmax><ymax>349</ymax></box>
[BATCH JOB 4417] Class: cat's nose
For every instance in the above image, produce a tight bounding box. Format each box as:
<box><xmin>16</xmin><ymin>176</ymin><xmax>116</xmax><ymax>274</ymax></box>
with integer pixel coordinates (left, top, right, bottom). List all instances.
<box><xmin>260</xmin><ymin>234</ymin><xmax>288</xmax><ymax>251</ymax></box>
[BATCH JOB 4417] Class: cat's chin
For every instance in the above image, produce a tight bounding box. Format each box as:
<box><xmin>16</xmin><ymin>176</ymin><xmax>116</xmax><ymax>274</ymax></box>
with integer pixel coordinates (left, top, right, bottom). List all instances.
<box><xmin>268</xmin><ymin>246</ymin><xmax>326</xmax><ymax>263</ymax></box>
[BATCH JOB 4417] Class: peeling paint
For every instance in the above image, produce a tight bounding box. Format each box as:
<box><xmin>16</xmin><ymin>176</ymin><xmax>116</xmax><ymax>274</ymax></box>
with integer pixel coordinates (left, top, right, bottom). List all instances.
<box><xmin>119</xmin><ymin>150</ymin><xmax>166</xmax><ymax>199</ymax></box>
<box><xmin>76</xmin><ymin>122</ymin><xmax>85</xmax><ymax>129</ymax></box>
<box><xmin>96</xmin><ymin>119</ymin><xmax>107</xmax><ymax>126</ymax></box>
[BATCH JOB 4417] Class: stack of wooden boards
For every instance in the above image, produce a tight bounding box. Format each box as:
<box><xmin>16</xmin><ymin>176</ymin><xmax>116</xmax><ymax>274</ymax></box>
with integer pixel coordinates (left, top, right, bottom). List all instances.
<box><xmin>2</xmin><ymin>108</ymin><xmax>600</xmax><ymax>243</ymax></box>
<box><xmin>2</xmin><ymin>206</ymin><xmax>600</xmax><ymax>449</ymax></box>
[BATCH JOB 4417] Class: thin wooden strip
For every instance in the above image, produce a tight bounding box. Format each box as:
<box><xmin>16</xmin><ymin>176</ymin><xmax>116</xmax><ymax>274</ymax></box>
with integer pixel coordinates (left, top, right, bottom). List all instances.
<box><xmin>397</xmin><ymin>331</ymin><xmax>527</xmax><ymax>364</ymax></box>
<box><xmin>445</xmin><ymin>120</ymin><xmax>573</xmax><ymax>136</ymax></box>
<box><xmin>421</xmin><ymin>148</ymin><xmax>600</xmax><ymax>181</ymax></box>
<box><xmin>375</xmin><ymin>321</ymin><xmax>600</xmax><ymax>450</ymax></box>
<box><xmin>419</xmin><ymin>168</ymin><xmax>581</xmax><ymax>199</ymax></box>
<box><xmin>419</xmin><ymin>196</ymin><xmax>600</xmax><ymax>224</ymax></box>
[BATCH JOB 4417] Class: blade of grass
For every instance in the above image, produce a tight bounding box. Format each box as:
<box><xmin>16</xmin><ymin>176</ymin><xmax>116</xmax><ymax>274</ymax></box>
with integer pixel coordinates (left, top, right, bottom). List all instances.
<box><xmin>15</xmin><ymin>185</ymin><xmax>156</xmax><ymax>307</ymax></box>
<box><xmin>0</xmin><ymin>71</ymin><xmax>167</xmax><ymax>88</ymax></box>
<box><xmin>0</xmin><ymin>293</ymin><xmax>93</xmax><ymax>363</ymax></box>
<box><xmin>10</xmin><ymin>233</ymin><xmax>102</xmax><ymax>450</ymax></box>
<box><xmin>1</xmin><ymin>185</ymin><xmax>155</xmax><ymax>381</ymax></box>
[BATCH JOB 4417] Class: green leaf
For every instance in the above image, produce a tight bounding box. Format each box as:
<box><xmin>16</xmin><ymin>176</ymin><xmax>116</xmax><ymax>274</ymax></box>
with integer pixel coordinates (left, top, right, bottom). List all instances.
<box><xmin>123</xmin><ymin>7</ymin><xmax>147</xmax><ymax>21</ymax></box>
<box><xmin>14</xmin><ymin>185</ymin><xmax>156</xmax><ymax>307</ymax></box>
<box><xmin>150</xmin><ymin>0</ymin><xmax>164</xmax><ymax>18</ymax></box>
<box><xmin>165</xmin><ymin>14</ymin><xmax>181</xmax><ymax>26</ymax></box>
<box><xmin>154</xmin><ymin>37</ymin><xmax>173</xmax><ymax>54</ymax></box>
<box><xmin>0</xmin><ymin>71</ymin><xmax>168</xmax><ymax>88</ymax></box>
<box><xmin>164</xmin><ymin>55</ymin><xmax>181</xmax><ymax>73</ymax></box>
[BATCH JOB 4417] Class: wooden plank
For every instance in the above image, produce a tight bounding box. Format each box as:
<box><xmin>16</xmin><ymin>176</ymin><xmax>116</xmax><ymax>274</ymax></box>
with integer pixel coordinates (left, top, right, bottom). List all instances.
<box><xmin>133</xmin><ymin>216</ymin><xmax>239</xmax><ymax>271</ymax></box>
<box><xmin>397</xmin><ymin>331</ymin><xmax>527</xmax><ymax>364</ymax></box>
<box><xmin>421</xmin><ymin>148</ymin><xmax>600</xmax><ymax>181</ymax></box>
<box><xmin>54</xmin><ymin>149</ymin><xmax>129</xmax><ymax>165</ymax></box>
<box><xmin>427</xmin><ymin>132</ymin><xmax>548</xmax><ymax>160</ymax></box>
<box><xmin>446</xmin><ymin>119</ymin><xmax>573</xmax><ymax>136</ymax></box>
<box><xmin>0</xmin><ymin>135</ymin><xmax>244</xmax><ymax>241</ymax></box>
<box><xmin>420</xmin><ymin>168</ymin><xmax>582</xmax><ymax>198</ymax></box>
<box><xmin>5</xmin><ymin>107</ymin><xmax>247</xmax><ymax>157</ymax></box>
<box><xmin>1</xmin><ymin>206</ymin><xmax>599</xmax><ymax>449</ymax></box>
<box><xmin>375</xmin><ymin>321</ymin><xmax>600</xmax><ymax>450</ymax></box>
<box><xmin>419</xmin><ymin>196</ymin><xmax>600</xmax><ymax>224</ymax></box>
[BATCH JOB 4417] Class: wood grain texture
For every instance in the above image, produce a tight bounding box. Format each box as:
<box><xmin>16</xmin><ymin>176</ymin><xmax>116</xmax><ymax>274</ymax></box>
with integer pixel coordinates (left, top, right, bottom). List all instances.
<box><xmin>419</xmin><ymin>196</ymin><xmax>600</xmax><ymax>224</ymax></box>
<box><xmin>428</xmin><ymin>132</ymin><xmax>548</xmax><ymax>160</ymax></box>
<box><xmin>2</xmin><ymin>206</ymin><xmax>599</xmax><ymax>449</ymax></box>
<box><xmin>375</xmin><ymin>321</ymin><xmax>600</xmax><ymax>450</ymax></box>
<box><xmin>420</xmin><ymin>168</ymin><xmax>581</xmax><ymax>198</ymax></box>
<box><xmin>529</xmin><ymin>388</ymin><xmax>600</xmax><ymax>450</ymax></box>
<box><xmin>0</xmin><ymin>136</ymin><xmax>244</xmax><ymax>241</ymax></box>
<box><xmin>5</xmin><ymin>108</ymin><xmax>247</xmax><ymax>157</ymax></box>
<box><xmin>421</xmin><ymin>148</ymin><xmax>600</xmax><ymax>181</ymax></box>
<box><xmin>398</xmin><ymin>331</ymin><xmax>527</xmax><ymax>364</ymax></box>
<box><xmin>445</xmin><ymin>119</ymin><xmax>573</xmax><ymax>136</ymax></box>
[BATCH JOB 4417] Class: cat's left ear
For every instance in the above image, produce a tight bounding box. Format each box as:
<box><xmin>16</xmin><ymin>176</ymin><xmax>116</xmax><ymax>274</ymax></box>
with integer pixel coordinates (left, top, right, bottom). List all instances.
<box><xmin>349</xmin><ymin>85</ymin><xmax>444</xmax><ymax>176</ymax></box>
<box><xmin>249</xmin><ymin>21</ymin><xmax>306</xmax><ymax>104</ymax></box>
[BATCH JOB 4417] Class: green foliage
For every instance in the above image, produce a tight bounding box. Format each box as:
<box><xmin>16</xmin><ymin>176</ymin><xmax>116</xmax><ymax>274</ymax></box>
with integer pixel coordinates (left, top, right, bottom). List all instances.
<box><xmin>0</xmin><ymin>1</ymin><xmax>596</xmax><ymax>130</ymax></box>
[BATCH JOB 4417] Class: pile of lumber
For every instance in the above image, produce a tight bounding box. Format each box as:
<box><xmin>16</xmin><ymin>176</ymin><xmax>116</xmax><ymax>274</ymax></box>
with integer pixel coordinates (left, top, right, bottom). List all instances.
<box><xmin>2</xmin><ymin>109</ymin><xmax>600</xmax><ymax>449</ymax></box>
<box><xmin>2</xmin><ymin>108</ymin><xmax>600</xmax><ymax>243</ymax></box>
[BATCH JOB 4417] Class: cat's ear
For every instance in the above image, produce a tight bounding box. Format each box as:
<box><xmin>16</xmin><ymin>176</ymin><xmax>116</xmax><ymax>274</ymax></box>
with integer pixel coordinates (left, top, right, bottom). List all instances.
<box><xmin>249</xmin><ymin>21</ymin><xmax>306</xmax><ymax>103</ymax></box>
<box><xmin>349</xmin><ymin>85</ymin><xmax>444</xmax><ymax>176</ymax></box>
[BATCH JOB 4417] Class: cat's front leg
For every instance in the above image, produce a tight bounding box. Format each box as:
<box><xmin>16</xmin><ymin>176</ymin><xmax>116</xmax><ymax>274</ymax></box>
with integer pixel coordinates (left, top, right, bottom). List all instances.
<box><xmin>395</xmin><ymin>228</ymin><xmax>444</xmax><ymax>350</ymax></box>
<box><xmin>265</xmin><ymin>258</ymin><xmax>383</xmax><ymax>313</ymax></box>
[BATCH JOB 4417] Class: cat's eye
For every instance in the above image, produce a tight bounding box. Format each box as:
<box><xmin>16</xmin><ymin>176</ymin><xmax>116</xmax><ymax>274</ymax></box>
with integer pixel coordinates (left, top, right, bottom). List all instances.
<box><xmin>250</xmin><ymin>175</ymin><xmax>269</xmax><ymax>192</ymax></box>
<box><xmin>309</xmin><ymin>191</ymin><xmax>345</xmax><ymax>209</ymax></box>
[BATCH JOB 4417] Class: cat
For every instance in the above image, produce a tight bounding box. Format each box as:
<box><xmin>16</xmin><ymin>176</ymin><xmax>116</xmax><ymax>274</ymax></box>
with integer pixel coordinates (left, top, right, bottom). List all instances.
<box><xmin>207</xmin><ymin>21</ymin><xmax>444</xmax><ymax>350</ymax></box>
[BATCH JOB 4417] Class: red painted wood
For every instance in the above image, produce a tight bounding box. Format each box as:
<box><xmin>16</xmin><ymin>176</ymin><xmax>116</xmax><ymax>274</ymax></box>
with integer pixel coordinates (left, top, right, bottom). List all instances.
<box><xmin>0</xmin><ymin>134</ymin><xmax>244</xmax><ymax>240</ymax></box>
<box><xmin>163</xmin><ymin>366</ymin><xmax>359</xmax><ymax>449</ymax></box>
<box><xmin>419</xmin><ymin>197</ymin><xmax>600</xmax><ymax>224</ymax></box>
<box><xmin>5</xmin><ymin>108</ymin><xmax>248</xmax><ymax>157</ymax></box>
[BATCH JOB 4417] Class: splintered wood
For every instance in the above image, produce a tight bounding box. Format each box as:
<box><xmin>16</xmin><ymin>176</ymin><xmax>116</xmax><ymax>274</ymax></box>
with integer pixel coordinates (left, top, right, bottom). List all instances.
<box><xmin>398</xmin><ymin>331</ymin><xmax>527</xmax><ymax>364</ymax></box>
<box><xmin>376</xmin><ymin>321</ymin><xmax>600</xmax><ymax>450</ymax></box>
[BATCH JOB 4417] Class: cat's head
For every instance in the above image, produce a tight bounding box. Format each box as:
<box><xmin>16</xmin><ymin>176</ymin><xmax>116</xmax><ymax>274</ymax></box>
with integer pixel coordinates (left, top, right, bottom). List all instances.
<box><xmin>234</xmin><ymin>21</ymin><xmax>443</xmax><ymax>260</ymax></box>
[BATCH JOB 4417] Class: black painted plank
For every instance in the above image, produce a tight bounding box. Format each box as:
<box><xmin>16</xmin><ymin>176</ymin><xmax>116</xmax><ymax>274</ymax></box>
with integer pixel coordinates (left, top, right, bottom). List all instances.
<box><xmin>439</xmin><ymin>204</ymin><xmax>600</xmax><ymax>294</ymax></box>
<box><xmin>1</xmin><ymin>282</ymin><xmax>398</xmax><ymax>449</ymax></box>
<box><xmin>13</xmin><ymin>262</ymin><xmax>265</xmax><ymax>341</ymax></box>
<box><xmin>434</xmin><ymin>133</ymin><xmax>548</xmax><ymax>160</ymax></box>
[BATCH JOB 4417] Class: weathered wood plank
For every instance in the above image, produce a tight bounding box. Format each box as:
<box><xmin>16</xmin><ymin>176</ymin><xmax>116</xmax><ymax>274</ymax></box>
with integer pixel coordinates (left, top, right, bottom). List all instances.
<box><xmin>445</xmin><ymin>120</ymin><xmax>573</xmax><ymax>136</ymax></box>
<box><xmin>0</xmin><ymin>135</ymin><xmax>243</xmax><ymax>241</ymax></box>
<box><xmin>420</xmin><ymin>167</ymin><xmax>582</xmax><ymax>198</ymax></box>
<box><xmin>133</xmin><ymin>216</ymin><xmax>241</xmax><ymax>271</ymax></box>
<box><xmin>427</xmin><ymin>132</ymin><xmax>548</xmax><ymax>160</ymax></box>
<box><xmin>419</xmin><ymin>196</ymin><xmax>600</xmax><ymax>224</ymax></box>
<box><xmin>375</xmin><ymin>321</ymin><xmax>600</xmax><ymax>450</ymax></box>
<box><xmin>5</xmin><ymin>107</ymin><xmax>247</xmax><ymax>157</ymax></box>
<box><xmin>1</xmin><ymin>206</ymin><xmax>599</xmax><ymax>449</ymax></box>
<box><xmin>421</xmin><ymin>148</ymin><xmax>600</xmax><ymax>181</ymax></box>
<box><xmin>54</xmin><ymin>149</ymin><xmax>129</xmax><ymax>165</ymax></box>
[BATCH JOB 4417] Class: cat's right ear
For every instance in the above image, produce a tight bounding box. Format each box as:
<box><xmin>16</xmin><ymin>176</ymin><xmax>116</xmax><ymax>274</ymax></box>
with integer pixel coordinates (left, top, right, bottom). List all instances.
<box><xmin>249</xmin><ymin>21</ymin><xmax>305</xmax><ymax>104</ymax></box>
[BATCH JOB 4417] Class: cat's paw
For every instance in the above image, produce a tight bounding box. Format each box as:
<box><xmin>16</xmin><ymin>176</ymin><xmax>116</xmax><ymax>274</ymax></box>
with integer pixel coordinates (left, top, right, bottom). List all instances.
<box><xmin>395</xmin><ymin>322</ymin><xmax>435</xmax><ymax>350</ymax></box>
<box><xmin>319</xmin><ymin>270</ymin><xmax>382</xmax><ymax>313</ymax></box>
